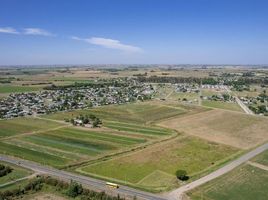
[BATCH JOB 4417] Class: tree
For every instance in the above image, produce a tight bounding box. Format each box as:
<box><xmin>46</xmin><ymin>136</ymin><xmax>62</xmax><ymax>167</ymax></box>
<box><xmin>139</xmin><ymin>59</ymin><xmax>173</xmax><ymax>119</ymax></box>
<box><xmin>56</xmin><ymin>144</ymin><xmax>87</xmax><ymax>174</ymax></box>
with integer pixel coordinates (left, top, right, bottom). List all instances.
<box><xmin>66</xmin><ymin>181</ymin><xmax>83</xmax><ymax>198</ymax></box>
<box><xmin>176</xmin><ymin>170</ymin><xmax>189</xmax><ymax>181</ymax></box>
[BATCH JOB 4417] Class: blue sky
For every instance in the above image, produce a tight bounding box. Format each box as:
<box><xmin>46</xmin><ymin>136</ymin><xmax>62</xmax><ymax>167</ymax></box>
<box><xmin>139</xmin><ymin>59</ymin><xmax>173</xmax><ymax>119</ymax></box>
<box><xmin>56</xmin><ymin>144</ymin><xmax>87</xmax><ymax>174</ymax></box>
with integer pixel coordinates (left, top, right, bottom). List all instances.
<box><xmin>0</xmin><ymin>0</ymin><xmax>268</xmax><ymax>65</ymax></box>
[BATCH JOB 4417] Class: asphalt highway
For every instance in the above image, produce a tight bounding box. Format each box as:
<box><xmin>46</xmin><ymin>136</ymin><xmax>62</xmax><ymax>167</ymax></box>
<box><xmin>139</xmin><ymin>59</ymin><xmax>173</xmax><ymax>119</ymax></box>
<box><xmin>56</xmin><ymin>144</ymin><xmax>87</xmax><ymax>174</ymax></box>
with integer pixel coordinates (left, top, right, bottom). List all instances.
<box><xmin>0</xmin><ymin>155</ymin><xmax>167</xmax><ymax>200</ymax></box>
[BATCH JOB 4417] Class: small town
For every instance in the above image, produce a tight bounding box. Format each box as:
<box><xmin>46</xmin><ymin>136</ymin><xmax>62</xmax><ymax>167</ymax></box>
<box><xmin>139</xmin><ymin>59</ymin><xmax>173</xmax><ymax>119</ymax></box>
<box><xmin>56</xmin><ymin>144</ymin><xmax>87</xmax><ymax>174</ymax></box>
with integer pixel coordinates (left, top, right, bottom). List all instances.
<box><xmin>0</xmin><ymin>79</ymin><xmax>155</xmax><ymax>119</ymax></box>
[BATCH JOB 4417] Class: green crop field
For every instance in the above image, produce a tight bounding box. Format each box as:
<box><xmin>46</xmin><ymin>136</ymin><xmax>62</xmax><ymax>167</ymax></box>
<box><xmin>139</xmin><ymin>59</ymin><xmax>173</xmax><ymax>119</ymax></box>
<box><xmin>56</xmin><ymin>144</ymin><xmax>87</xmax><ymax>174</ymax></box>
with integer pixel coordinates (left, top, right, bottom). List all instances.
<box><xmin>188</xmin><ymin>164</ymin><xmax>268</xmax><ymax>200</ymax></box>
<box><xmin>252</xmin><ymin>150</ymin><xmax>268</xmax><ymax>166</ymax></box>
<box><xmin>42</xmin><ymin>102</ymin><xmax>187</xmax><ymax>125</ymax></box>
<box><xmin>0</xmin><ymin>161</ymin><xmax>32</xmax><ymax>186</ymax></box>
<box><xmin>78</xmin><ymin>136</ymin><xmax>237</xmax><ymax>192</ymax></box>
<box><xmin>0</xmin><ymin>124</ymin><xmax>152</xmax><ymax>168</ymax></box>
<box><xmin>0</xmin><ymin>142</ymin><xmax>71</xmax><ymax>167</ymax></box>
<box><xmin>0</xmin><ymin>117</ymin><xmax>62</xmax><ymax>138</ymax></box>
<box><xmin>202</xmin><ymin>100</ymin><xmax>243</xmax><ymax>112</ymax></box>
<box><xmin>103</xmin><ymin>121</ymin><xmax>172</xmax><ymax>136</ymax></box>
<box><xmin>0</xmin><ymin>85</ymin><xmax>41</xmax><ymax>93</ymax></box>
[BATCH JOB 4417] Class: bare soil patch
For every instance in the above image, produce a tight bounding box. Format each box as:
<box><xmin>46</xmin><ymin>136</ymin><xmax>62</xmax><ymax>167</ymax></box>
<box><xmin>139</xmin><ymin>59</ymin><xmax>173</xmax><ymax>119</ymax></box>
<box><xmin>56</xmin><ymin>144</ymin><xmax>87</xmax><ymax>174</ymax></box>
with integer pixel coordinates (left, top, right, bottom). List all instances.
<box><xmin>159</xmin><ymin>109</ymin><xmax>268</xmax><ymax>149</ymax></box>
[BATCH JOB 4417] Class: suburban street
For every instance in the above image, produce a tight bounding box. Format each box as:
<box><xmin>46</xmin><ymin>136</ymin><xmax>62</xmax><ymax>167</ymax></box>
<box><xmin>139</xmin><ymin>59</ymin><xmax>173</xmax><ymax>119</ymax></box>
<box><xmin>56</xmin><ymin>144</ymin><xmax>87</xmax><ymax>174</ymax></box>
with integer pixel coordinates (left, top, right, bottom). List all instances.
<box><xmin>167</xmin><ymin>142</ymin><xmax>268</xmax><ymax>200</ymax></box>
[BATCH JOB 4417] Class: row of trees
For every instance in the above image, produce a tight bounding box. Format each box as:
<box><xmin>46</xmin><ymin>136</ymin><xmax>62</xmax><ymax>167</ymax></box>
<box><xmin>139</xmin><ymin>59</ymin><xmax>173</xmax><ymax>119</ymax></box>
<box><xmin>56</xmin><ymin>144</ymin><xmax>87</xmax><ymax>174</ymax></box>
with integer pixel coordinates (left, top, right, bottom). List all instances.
<box><xmin>44</xmin><ymin>79</ymin><xmax>129</xmax><ymax>90</ymax></box>
<box><xmin>0</xmin><ymin>176</ymin><xmax>127</xmax><ymax>200</ymax></box>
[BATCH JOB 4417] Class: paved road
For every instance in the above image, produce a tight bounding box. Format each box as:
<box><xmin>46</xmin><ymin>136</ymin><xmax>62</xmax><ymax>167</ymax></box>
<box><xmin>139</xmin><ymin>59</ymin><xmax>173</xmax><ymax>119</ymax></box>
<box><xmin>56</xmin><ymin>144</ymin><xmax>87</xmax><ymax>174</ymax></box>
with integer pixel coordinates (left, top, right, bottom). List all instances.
<box><xmin>0</xmin><ymin>155</ymin><xmax>167</xmax><ymax>200</ymax></box>
<box><xmin>167</xmin><ymin>142</ymin><xmax>268</xmax><ymax>200</ymax></box>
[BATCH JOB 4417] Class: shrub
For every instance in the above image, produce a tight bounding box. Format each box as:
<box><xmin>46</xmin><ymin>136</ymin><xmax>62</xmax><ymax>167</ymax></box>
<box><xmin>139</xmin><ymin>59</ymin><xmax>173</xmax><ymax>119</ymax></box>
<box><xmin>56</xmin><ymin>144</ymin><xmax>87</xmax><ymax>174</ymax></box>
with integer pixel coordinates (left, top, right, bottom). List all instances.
<box><xmin>176</xmin><ymin>170</ymin><xmax>189</xmax><ymax>181</ymax></box>
<box><xmin>66</xmin><ymin>181</ymin><xmax>83</xmax><ymax>198</ymax></box>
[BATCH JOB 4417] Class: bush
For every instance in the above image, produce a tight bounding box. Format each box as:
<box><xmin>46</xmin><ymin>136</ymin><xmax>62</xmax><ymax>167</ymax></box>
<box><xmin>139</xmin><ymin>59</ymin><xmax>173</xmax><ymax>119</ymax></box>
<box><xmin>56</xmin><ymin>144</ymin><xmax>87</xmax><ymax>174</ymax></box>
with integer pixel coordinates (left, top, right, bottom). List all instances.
<box><xmin>176</xmin><ymin>170</ymin><xmax>189</xmax><ymax>181</ymax></box>
<box><xmin>66</xmin><ymin>181</ymin><xmax>83</xmax><ymax>198</ymax></box>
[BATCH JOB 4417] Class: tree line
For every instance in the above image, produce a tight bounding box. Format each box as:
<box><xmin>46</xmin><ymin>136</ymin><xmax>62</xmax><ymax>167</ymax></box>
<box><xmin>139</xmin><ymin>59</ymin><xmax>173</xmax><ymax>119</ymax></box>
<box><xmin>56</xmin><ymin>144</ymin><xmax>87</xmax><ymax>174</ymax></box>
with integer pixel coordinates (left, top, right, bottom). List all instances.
<box><xmin>0</xmin><ymin>175</ymin><xmax>129</xmax><ymax>200</ymax></box>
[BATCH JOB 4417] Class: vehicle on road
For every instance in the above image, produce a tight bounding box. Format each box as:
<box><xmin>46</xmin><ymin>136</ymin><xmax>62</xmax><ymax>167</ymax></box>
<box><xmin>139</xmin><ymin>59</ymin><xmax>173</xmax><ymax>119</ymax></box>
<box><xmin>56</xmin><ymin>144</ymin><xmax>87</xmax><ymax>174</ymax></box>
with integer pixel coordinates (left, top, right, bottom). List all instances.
<box><xmin>106</xmin><ymin>182</ymin><xmax>119</xmax><ymax>189</ymax></box>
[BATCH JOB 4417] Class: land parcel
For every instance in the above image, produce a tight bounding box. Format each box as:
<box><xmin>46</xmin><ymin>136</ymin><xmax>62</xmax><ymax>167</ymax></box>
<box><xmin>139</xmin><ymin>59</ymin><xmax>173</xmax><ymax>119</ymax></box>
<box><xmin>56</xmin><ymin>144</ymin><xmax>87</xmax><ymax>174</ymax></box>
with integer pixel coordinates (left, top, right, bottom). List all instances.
<box><xmin>188</xmin><ymin>163</ymin><xmax>268</xmax><ymax>200</ymax></box>
<box><xmin>77</xmin><ymin>136</ymin><xmax>237</xmax><ymax>192</ymax></box>
<box><xmin>158</xmin><ymin>109</ymin><xmax>268</xmax><ymax>149</ymax></box>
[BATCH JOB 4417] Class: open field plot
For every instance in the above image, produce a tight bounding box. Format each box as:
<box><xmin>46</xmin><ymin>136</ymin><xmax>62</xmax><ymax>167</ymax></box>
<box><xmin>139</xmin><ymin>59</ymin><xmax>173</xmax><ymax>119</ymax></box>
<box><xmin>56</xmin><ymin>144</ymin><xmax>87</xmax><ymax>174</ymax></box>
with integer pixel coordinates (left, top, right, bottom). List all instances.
<box><xmin>252</xmin><ymin>150</ymin><xmax>268</xmax><ymax>166</ymax></box>
<box><xmin>103</xmin><ymin>121</ymin><xmax>172</xmax><ymax>136</ymax></box>
<box><xmin>78</xmin><ymin>136</ymin><xmax>237</xmax><ymax>192</ymax></box>
<box><xmin>0</xmin><ymin>161</ymin><xmax>32</xmax><ymax>186</ymax></box>
<box><xmin>0</xmin><ymin>85</ymin><xmax>41</xmax><ymax>94</ymax></box>
<box><xmin>42</xmin><ymin>102</ymin><xmax>188</xmax><ymax>125</ymax></box>
<box><xmin>170</xmin><ymin>92</ymin><xmax>199</xmax><ymax>103</ymax></box>
<box><xmin>188</xmin><ymin>164</ymin><xmax>268</xmax><ymax>200</ymax></box>
<box><xmin>0</xmin><ymin>117</ymin><xmax>63</xmax><ymax>138</ymax></box>
<box><xmin>201</xmin><ymin>89</ymin><xmax>223</xmax><ymax>96</ymax></box>
<box><xmin>159</xmin><ymin>109</ymin><xmax>268</xmax><ymax>149</ymax></box>
<box><xmin>0</xmin><ymin>125</ymin><xmax>152</xmax><ymax>168</ymax></box>
<box><xmin>202</xmin><ymin>100</ymin><xmax>243</xmax><ymax>112</ymax></box>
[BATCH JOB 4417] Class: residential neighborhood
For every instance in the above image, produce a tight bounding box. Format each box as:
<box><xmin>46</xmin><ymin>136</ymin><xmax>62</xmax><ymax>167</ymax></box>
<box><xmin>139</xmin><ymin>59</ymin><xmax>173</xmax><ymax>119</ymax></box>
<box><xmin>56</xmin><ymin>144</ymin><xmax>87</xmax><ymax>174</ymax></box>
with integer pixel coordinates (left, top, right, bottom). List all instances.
<box><xmin>0</xmin><ymin>79</ymin><xmax>155</xmax><ymax>119</ymax></box>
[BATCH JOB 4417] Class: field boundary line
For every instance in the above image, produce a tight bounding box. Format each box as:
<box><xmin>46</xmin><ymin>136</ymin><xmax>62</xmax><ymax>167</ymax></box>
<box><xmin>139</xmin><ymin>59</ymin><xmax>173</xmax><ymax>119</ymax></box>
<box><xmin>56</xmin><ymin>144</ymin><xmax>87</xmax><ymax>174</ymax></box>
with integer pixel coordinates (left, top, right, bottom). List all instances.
<box><xmin>247</xmin><ymin>161</ymin><xmax>268</xmax><ymax>171</ymax></box>
<box><xmin>1</xmin><ymin>124</ymin><xmax>71</xmax><ymax>141</ymax></box>
<box><xmin>136</xmin><ymin>170</ymin><xmax>175</xmax><ymax>185</ymax></box>
<box><xmin>0</xmin><ymin>173</ymin><xmax>37</xmax><ymax>189</ymax></box>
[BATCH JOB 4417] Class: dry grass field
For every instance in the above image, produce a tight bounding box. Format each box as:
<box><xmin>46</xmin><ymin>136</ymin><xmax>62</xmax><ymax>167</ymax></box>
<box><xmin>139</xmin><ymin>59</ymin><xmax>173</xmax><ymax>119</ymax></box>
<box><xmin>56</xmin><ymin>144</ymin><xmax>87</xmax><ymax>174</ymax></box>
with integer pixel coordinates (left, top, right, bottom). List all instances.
<box><xmin>78</xmin><ymin>136</ymin><xmax>237</xmax><ymax>192</ymax></box>
<box><xmin>23</xmin><ymin>193</ymin><xmax>67</xmax><ymax>200</ymax></box>
<box><xmin>158</xmin><ymin>109</ymin><xmax>268</xmax><ymax>149</ymax></box>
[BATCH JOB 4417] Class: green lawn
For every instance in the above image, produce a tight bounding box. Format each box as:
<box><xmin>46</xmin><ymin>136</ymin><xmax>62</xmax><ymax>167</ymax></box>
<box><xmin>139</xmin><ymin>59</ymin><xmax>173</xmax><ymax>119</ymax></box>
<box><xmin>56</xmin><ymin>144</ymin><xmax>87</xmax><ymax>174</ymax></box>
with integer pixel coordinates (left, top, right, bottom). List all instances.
<box><xmin>188</xmin><ymin>164</ymin><xmax>268</xmax><ymax>200</ymax></box>
<box><xmin>202</xmin><ymin>100</ymin><xmax>243</xmax><ymax>112</ymax></box>
<box><xmin>0</xmin><ymin>117</ymin><xmax>62</xmax><ymax>138</ymax></box>
<box><xmin>78</xmin><ymin>136</ymin><xmax>237</xmax><ymax>191</ymax></box>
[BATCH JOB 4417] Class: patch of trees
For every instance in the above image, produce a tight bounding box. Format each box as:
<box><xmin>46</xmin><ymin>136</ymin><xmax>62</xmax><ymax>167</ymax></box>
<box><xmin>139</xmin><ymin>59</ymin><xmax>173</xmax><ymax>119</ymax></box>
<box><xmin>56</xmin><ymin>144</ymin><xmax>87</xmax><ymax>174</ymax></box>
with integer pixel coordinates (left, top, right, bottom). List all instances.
<box><xmin>67</xmin><ymin>114</ymin><xmax>102</xmax><ymax>128</ymax></box>
<box><xmin>0</xmin><ymin>164</ymin><xmax>13</xmax><ymax>177</ymax></box>
<box><xmin>44</xmin><ymin>80</ymin><xmax>128</xmax><ymax>90</ymax></box>
<box><xmin>176</xmin><ymin>170</ymin><xmax>189</xmax><ymax>181</ymax></box>
<box><xmin>226</xmin><ymin>77</ymin><xmax>268</xmax><ymax>88</ymax></box>
<box><xmin>0</xmin><ymin>176</ymin><xmax>127</xmax><ymax>200</ymax></box>
<box><xmin>0</xmin><ymin>77</ymin><xmax>15</xmax><ymax>84</ymax></box>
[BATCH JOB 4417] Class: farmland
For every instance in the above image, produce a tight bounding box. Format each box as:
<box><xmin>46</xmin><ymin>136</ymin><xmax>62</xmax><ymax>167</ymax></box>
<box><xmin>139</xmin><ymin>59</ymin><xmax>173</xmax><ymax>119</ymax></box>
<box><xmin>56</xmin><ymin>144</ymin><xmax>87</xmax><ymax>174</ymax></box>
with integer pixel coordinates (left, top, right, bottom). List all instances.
<box><xmin>0</xmin><ymin>85</ymin><xmax>41</xmax><ymax>94</ymax></box>
<box><xmin>78</xmin><ymin>136</ymin><xmax>237</xmax><ymax>192</ymax></box>
<box><xmin>0</xmin><ymin>125</ymin><xmax>152</xmax><ymax>168</ymax></box>
<box><xmin>188</xmin><ymin>164</ymin><xmax>268</xmax><ymax>200</ymax></box>
<box><xmin>0</xmin><ymin>117</ymin><xmax>63</xmax><ymax>138</ymax></box>
<box><xmin>202</xmin><ymin>100</ymin><xmax>243</xmax><ymax>112</ymax></box>
<box><xmin>0</xmin><ymin>102</ymin><xmax>189</xmax><ymax>168</ymax></box>
<box><xmin>159</xmin><ymin>109</ymin><xmax>268</xmax><ymax>149</ymax></box>
<box><xmin>42</xmin><ymin>101</ymin><xmax>187</xmax><ymax>124</ymax></box>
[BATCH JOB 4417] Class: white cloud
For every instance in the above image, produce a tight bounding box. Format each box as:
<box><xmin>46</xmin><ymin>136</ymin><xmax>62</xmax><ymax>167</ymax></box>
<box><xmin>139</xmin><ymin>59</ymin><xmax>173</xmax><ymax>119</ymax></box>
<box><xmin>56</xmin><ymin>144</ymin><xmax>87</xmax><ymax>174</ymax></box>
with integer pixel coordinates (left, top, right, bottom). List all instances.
<box><xmin>23</xmin><ymin>28</ymin><xmax>55</xmax><ymax>36</ymax></box>
<box><xmin>0</xmin><ymin>27</ymin><xmax>19</xmax><ymax>34</ymax></box>
<box><xmin>72</xmin><ymin>36</ymin><xmax>142</xmax><ymax>53</ymax></box>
